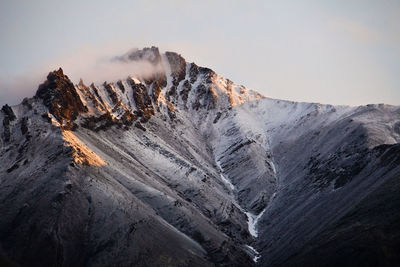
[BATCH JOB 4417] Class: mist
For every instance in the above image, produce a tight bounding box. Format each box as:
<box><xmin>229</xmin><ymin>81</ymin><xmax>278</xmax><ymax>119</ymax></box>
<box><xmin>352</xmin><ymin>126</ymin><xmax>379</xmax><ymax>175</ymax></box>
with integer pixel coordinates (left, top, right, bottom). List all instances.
<box><xmin>54</xmin><ymin>46</ymin><xmax>165</xmax><ymax>85</ymax></box>
<box><xmin>0</xmin><ymin>45</ymin><xmax>165</xmax><ymax>107</ymax></box>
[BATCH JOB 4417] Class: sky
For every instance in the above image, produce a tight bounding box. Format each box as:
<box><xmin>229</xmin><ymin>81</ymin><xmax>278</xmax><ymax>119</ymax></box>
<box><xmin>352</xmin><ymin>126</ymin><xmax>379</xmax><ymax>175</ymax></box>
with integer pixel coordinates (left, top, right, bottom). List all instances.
<box><xmin>0</xmin><ymin>0</ymin><xmax>399</xmax><ymax>106</ymax></box>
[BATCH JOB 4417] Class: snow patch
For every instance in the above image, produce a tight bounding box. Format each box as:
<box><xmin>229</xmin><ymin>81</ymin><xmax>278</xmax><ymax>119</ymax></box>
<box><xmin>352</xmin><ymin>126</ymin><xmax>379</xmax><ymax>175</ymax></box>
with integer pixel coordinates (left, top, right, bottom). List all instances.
<box><xmin>161</xmin><ymin>53</ymin><xmax>172</xmax><ymax>94</ymax></box>
<box><xmin>216</xmin><ymin>160</ymin><xmax>235</xmax><ymax>191</ymax></box>
<box><xmin>246</xmin><ymin>245</ymin><xmax>261</xmax><ymax>262</ymax></box>
<box><xmin>246</xmin><ymin>207</ymin><xmax>267</xmax><ymax>238</ymax></box>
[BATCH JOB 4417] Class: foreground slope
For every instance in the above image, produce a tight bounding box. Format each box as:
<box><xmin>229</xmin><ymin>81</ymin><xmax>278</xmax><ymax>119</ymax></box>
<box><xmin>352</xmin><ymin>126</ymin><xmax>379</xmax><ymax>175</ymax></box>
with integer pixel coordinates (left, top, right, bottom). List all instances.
<box><xmin>0</xmin><ymin>47</ymin><xmax>399</xmax><ymax>266</ymax></box>
<box><xmin>229</xmin><ymin>100</ymin><xmax>400</xmax><ymax>266</ymax></box>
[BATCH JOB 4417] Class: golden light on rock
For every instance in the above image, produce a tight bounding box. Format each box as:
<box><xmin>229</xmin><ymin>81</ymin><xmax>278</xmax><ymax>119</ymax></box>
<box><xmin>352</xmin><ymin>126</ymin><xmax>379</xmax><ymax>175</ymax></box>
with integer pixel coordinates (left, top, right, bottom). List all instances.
<box><xmin>62</xmin><ymin>130</ymin><xmax>106</xmax><ymax>166</ymax></box>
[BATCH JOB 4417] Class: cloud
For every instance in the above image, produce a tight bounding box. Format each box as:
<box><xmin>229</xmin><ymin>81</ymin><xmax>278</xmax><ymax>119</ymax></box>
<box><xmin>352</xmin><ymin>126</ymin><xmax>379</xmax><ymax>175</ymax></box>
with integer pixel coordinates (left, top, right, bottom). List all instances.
<box><xmin>0</xmin><ymin>44</ymin><xmax>165</xmax><ymax>106</ymax></box>
<box><xmin>51</xmin><ymin>45</ymin><xmax>165</xmax><ymax>85</ymax></box>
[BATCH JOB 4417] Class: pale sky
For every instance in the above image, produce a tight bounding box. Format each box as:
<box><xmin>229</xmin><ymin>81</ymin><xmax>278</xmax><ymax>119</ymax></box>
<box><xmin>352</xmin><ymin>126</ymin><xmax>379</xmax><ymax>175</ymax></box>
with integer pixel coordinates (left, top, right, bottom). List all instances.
<box><xmin>0</xmin><ymin>0</ymin><xmax>399</xmax><ymax>106</ymax></box>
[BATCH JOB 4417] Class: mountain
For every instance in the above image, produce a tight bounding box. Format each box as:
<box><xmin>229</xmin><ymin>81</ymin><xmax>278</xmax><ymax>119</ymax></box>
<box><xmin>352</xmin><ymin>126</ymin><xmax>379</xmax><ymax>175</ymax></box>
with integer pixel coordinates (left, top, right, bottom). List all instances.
<box><xmin>0</xmin><ymin>47</ymin><xmax>399</xmax><ymax>267</ymax></box>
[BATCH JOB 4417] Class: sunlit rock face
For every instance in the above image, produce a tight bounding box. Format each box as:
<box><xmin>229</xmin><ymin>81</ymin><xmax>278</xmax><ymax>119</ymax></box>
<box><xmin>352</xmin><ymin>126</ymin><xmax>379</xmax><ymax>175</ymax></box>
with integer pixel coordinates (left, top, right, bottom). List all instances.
<box><xmin>35</xmin><ymin>68</ymin><xmax>88</xmax><ymax>129</ymax></box>
<box><xmin>0</xmin><ymin>47</ymin><xmax>399</xmax><ymax>267</ymax></box>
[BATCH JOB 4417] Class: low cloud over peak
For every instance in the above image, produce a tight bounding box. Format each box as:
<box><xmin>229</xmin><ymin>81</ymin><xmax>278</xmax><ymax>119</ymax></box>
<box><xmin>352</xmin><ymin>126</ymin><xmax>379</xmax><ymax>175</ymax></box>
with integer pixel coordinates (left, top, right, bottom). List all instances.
<box><xmin>0</xmin><ymin>45</ymin><xmax>166</xmax><ymax>106</ymax></box>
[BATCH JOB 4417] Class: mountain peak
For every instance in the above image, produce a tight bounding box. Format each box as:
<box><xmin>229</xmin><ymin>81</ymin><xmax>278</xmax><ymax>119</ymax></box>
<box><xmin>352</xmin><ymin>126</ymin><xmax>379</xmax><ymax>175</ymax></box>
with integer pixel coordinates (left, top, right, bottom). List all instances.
<box><xmin>35</xmin><ymin>68</ymin><xmax>87</xmax><ymax>129</ymax></box>
<box><xmin>118</xmin><ymin>46</ymin><xmax>162</xmax><ymax>66</ymax></box>
<box><xmin>28</xmin><ymin>47</ymin><xmax>260</xmax><ymax>132</ymax></box>
<box><xmin>0</xmin><ymin>47</ymin><xmax>399</xmax><ymax>267</ymax></box>
<box><xmin>53</xmin><ymin>67</ymin><xmax>64</xmax><ymax>77</ymax></box>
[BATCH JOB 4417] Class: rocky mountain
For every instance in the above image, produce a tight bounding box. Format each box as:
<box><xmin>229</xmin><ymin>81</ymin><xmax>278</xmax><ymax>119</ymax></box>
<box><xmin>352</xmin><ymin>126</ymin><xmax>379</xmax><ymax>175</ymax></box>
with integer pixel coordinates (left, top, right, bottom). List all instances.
<box><xmin>0</xmin><ymin>47</ymin><xmax>399</xmax><ymax>267</ymax></box>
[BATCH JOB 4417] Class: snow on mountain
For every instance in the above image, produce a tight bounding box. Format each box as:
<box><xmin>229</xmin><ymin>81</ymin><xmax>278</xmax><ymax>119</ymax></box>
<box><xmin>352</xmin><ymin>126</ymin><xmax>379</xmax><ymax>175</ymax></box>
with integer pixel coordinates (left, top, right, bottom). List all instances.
<box><xmin>0</xmin><ymin>47</ymin><xmax>399</xmax><ymax>266</ymax></box>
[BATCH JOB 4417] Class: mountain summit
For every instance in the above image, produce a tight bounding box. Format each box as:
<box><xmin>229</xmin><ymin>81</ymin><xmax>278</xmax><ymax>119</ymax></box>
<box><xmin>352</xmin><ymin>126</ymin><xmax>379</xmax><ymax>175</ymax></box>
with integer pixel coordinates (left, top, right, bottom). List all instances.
<box><xmin>1</xmin><ymin>47</ymin><xmax>400</xmax><ymax>266</ymax></box>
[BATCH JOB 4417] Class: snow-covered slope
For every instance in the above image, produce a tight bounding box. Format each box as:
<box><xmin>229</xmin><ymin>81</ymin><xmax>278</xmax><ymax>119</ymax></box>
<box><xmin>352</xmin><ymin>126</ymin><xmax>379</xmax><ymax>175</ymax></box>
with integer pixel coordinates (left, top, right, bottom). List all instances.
<box><xmin>0</xmin><ymin>47</ymin><xmax>399</xmax><ymax>267</ymax></box>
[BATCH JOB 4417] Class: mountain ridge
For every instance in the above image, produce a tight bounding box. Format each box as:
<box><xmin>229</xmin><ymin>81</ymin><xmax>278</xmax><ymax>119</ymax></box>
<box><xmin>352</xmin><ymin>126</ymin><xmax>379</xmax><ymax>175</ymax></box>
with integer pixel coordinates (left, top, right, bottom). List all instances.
<box><xmin>0</xmin><ymin>47</ymin><xmax>399</xmax><ymax>266</ymax></box>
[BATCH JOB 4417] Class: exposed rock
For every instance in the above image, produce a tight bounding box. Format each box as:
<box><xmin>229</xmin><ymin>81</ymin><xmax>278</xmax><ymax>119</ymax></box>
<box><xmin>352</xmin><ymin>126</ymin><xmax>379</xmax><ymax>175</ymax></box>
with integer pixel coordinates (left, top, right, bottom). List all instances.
<box><xmin>151</xmin><ymin>79</ymin><xmax>166</xmax><ymax>103</ymax></box>
<box><xmin>2</xmin><ymin>116</ymin><xmax>10</xmax><ymax>142</ymax></box>
<box><xmin>81</xmin><ymin>112</ymin><xmax>117</xmax><ymax>132</ymax></box>
<box><xmin>127</xmin><ymin>46</ymin><xmax>162</xmax><ymax>65</ymax></box>
<box><xmin>180</xmin><ymin>80</ymin><xmax>192</xmax><ymax>107</ymax></box>
<box><xmin>213</xmin><ymin>112</ymin><xmax>222</xmax><ymax>124</ymax></box>
<box><xmin>166</xmin><ymin>85</ymin><xmax>177</xmax><ymax>102</ymax></box>
<box><xmin>189</xmin><ymin>63</ymin><xmax>199</xmax><ymax>83</ymax></box>
<box><xmin>1</xmin><ymin>105</ymin><xmax>16</xmax><ymax>121</ymax></box>
<box><xmin>226</xmin><ymin>79</ymin><xmax>235</xmax><ymax>106</ymax></box>
<box><xmin>90</xmin><ymin>83</ymin><xmax>106</xmax><ymax>107</ymax></box>
<box><xmin>199</xmin><ymin>66</ymin><xmax>216</xmax><ymax>83</ymax></box>
<box><xmin>22</xmin><ymin>98</ymin><xmax>33</xmax><ymax>110</ymax></box>
<box><xmin>394</xmin><ymin>121</ymin><xmax>400</xmax><ymax>135</ymax></box>
<box><xmin>122</xmin><ymin>46</ymin><xmax>167</xmax><ymax>87</ymax></box>
<box><xmin>35</xmin><ymin>68</ymin><xmax>88</xmax><ymax>129</ymax></box>
<box><xmin>134</xmin><ymin>121</ymin><xmax>146</xmax><ymax>131</ymax></box>
<box><xmin>6</xmin><ymin>163</ymin><xmax>19</xmax><ymax>173</ymax></box>
<box><xmin>127</xmin><ymin>78</ymin><xmax>155</xmax><ymax>122</ymax></box>
<box><xmin>120</xmin><ymin>110</ymin><xmax>137</xmax><ymax>126</ymax></box>
<box><xmin>1</xmin><ymin>104</ymin><xmax>16</xmax><ymax>142</ymax></box>
<box><xmin>62</xmin><ymin>130</ymin><xmax>106</xmax><ymax>166</ymax></box>
<box><xmin>20</xmin><ymin>117</ymin><xmax>28</xmax><ymax>135</ymax></box>
<box><xmin>41</xmin><ymin>113</ymin><xmax>52</xmax><ymax>123</ymax></box>
<box><xmin>77</xmin><ymin>80</ymin><xmax>104</xmax><ymax>110</ymax></box>
<box><xmin>167</xmin><ymin>102</ymin><xmax>176</xmax><ymax>121</ymax></box>
<box><xmin>103</xmin><ymin>82</ymin><xmax>119</xmax><ymax>106</ymax></box>
<box><xmin>166</xmin><ymin>51</ymin><xmax>186</xmax><ymax>86</ymax></box>
<box><xmin>192</xmin><ymin>83</ymin><xmax>217</xmax><ymax>110</ymax></box>
<box><xmin>116</xmin><ymin>80</ymin><xmax>125</xmax><ymax>93</ymax></box>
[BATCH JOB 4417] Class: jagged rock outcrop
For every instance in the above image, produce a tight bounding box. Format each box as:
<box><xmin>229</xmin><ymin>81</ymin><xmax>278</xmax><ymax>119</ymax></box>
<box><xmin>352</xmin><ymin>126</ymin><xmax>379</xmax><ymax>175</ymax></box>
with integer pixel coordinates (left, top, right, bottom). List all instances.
<box><xmin>116</xmin><ymin>80</ymin><xmax>125</xmax><ymax>93</ymax></box>
<box><xmin>127</xmin><ymin>78</ymin><xmax>155</xmax><ymax>122</ymax></box>
<box><xmin>126</xmin><ymin>46</ymin><xmax>162</xmax><ymax>65</ymax></box>
<box><xmin>1</xmin><ymin>104</ymin><xmax>16</xmax><ymax>142</ymax></box>
<box><xmin>1</xmin><ymin>116</ymin><xmax>11</xmax><ymax>143</ymax></box>
<box><xmin>125</xmin><ymin>46</ymin><xmax>167</xmax><ymax>88</ymax></box>
<box><xmin>35</xmin><ymin>68</ymin><xmax>87</xmax><ymax>129</ymax></box>
<box><xmin>166</xmin><ymin>52</ymin><xmax>186</xmax><ymax>85</ymax></box>
<box><xmin>1</xmin><ymin>104</ymin><xmax>16</xmax><ymax>121</ymax></box>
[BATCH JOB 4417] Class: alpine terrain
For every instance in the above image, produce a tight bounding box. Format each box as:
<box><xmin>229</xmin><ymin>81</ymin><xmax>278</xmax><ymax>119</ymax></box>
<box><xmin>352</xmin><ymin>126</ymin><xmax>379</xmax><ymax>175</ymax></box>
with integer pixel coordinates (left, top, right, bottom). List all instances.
<box><xmin>0</xmin><ymin>47</ymin><xmax>399</xmax><ymax>267</ymax></box>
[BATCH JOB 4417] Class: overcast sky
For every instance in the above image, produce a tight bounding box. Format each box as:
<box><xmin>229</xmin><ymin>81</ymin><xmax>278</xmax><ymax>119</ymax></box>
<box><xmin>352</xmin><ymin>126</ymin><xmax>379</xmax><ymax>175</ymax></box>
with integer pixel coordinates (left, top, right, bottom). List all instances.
<box><xmin>1</xmin><ymin>0</ymin><xmax>399</xmax><ymax>106</ymax></box>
